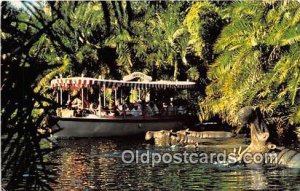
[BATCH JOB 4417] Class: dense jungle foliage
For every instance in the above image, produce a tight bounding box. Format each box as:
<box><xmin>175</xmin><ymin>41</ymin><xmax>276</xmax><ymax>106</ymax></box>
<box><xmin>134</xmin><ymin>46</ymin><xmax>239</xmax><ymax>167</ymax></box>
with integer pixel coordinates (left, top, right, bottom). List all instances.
<box><xmin>1</xmin><ymin>1</ymin><xmax>299</xmax><ymax>190</ymax></box>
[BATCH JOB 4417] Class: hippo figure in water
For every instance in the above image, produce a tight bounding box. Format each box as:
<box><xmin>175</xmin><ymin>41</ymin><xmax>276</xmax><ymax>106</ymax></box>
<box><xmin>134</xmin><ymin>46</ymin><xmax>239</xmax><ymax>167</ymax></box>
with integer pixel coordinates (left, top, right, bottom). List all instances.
<box><xmin>145</xmin><ymin>129</ymin><xmax>234</xmax><ymax>147</ymax></box>
<box><xmin>187</xmin><ymin>131</ymin><xmax>233</xmax><ymax>139</ymax></box>
<box><xmin>176</xmin><ymin>129</ymin><xmax>233</xmax><ymax>139</ymax></box>
<box><xmin>237</xmin><ymin>106</ymin><xmax>300</xmax><ymax>168</ymax></box>
<box><xmin>145</xmin><ymin>130</ymin><xmax>177</xmax><ymax>146</ymax></box>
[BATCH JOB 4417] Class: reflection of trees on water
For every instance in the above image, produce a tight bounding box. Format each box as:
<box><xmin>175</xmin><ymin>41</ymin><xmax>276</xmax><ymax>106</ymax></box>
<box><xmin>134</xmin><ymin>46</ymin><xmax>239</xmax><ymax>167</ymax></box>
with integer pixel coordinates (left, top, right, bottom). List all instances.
<box><xmin>51</xmin><ymin>139</ymin><xmax>119</xmax><ymax>190</ymax></box>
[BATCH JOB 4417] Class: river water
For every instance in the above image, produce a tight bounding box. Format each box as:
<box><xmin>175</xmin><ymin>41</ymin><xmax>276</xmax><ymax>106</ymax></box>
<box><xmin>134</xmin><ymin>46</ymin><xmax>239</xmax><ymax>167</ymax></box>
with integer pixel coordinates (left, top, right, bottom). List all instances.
<box><xmin>49</xmin><ymin>137</ymin><xmax>300</xmax><ymax>190</ymax></box>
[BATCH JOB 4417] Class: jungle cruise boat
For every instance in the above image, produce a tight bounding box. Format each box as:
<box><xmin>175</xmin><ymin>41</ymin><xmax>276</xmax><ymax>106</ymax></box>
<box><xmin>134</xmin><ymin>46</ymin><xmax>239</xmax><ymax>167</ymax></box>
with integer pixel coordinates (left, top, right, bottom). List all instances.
<box><xmin>50</xmin><ymin>72</ymin><xmax>196</xmax><ymax>137</ymax></box>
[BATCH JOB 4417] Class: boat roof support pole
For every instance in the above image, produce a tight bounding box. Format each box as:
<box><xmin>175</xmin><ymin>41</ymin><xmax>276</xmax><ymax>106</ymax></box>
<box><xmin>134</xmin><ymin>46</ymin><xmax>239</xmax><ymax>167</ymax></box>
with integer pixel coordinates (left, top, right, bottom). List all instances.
<box><xmin>87</xmin><ymin>89</ymin><xmax>89</xmax><ymax>101</ymax></box>
<box><xmin>114</xmin><ymin>88</ymin><xmax>117</xmax><ymax>103</ymax></box>
<box><xmin>121</xmin><ymin>89</ymin><xmax>123</xmax><ymax>104</ymax></box>
<box><xmin>81</xmin><ymin>87</ymin><xmax>84</xmax><ymax>109</ymax></box>
<box><xmin>98</xmin><ymin>84</ymin><xmax>101</xmax><ymax>117</ymax></box>
<box><xmin>138</xmin><ymin>88</ymin><xmax>141</xmax><ymax>101</ymax></box>
<box><xmin>56</xmin><ymin>90</ymin><xmax>59</xmax><ymax>103</ymax></box>
<box><xmin>103</xmin><ymin>85</ymin><xmax>106</xmax><ymax>107</ymax></box>
<box><xmin>60</xmin><ymin>88</ymin><xmax>63</xmax><ymax>106</ymax></box>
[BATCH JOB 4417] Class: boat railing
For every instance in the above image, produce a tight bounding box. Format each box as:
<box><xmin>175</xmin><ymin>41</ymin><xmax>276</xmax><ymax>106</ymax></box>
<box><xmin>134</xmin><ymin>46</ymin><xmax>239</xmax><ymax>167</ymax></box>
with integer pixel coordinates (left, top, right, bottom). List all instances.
<box><xmin>56</xmin><ymin>107</ymin><xmax>189</xmax><ymax>119</ymax></box>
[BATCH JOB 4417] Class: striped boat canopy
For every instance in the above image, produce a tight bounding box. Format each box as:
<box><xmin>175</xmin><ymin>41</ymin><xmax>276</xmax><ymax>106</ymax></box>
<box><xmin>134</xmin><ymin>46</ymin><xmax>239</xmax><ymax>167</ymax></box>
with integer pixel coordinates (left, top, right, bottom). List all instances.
<box><xmin>50</xmin><ymin>77</ymin><xmax>196</xmax><ymax>90</ymax></box>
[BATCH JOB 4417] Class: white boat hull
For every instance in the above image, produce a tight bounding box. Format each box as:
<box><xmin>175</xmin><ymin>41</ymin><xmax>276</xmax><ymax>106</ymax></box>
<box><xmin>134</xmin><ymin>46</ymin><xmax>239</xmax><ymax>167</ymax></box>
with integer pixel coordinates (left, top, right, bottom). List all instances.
<box><xmin>53</xmin><ymin>117</ymin><xmax>184</xmax><ymax>137</ymax></box>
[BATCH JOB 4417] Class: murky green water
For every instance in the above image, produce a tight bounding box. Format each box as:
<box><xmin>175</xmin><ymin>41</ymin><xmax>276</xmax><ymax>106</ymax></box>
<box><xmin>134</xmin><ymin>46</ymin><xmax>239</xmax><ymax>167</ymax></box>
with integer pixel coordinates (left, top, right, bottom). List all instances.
<box><xmin>49</xmin><ymin>137</ymin><xmax>300</xmax><ymax>190</ymax></box>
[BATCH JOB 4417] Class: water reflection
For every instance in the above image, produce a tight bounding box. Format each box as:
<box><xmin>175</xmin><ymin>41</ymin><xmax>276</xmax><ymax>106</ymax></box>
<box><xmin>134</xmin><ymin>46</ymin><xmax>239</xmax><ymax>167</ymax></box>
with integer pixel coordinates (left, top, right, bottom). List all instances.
<box><xmin>49</xmin><ymin>138</ymin><xmax>300</xmax><ymax>190</ymax></box>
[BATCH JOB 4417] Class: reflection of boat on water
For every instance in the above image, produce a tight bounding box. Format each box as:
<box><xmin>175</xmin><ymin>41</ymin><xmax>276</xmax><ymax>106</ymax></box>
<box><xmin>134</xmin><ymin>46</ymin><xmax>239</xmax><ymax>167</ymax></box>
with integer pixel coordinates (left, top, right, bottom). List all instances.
<box><xmin>50</xmin><ymin>72</ymin><xmax>196</xmax><ymax>137</ymax></box>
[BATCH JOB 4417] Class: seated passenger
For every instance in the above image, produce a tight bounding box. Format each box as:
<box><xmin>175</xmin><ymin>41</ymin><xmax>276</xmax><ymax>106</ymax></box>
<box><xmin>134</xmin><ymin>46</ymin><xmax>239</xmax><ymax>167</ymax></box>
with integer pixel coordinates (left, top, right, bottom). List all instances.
<box><xmin>149</xmin><ymin>102</ymin><xmax>159</xmax><ymax>115</ymax></box>
<box><xmin>102</xmin><ymin>106</ymin><xmax>109</xmax><ymax>115</ymax></box>
<box><xmin>71</xmin><ymin>95</ymin><xmax>89</xmax><ymax>109</ymax></box>
<box><xmin>96</xmin><ymin>104</ymin><xmax>106</xmax><ymax>116</ymax></box>
<box><xmin>137</xmin><ymin>102</ymin><xmax>142</xmax><ymax>111</ymax></box>
<box><xmin>137</xmin><ymin>103</ymin><xmax>143</xmax><ymax>116</ymax></box>
<box><xmin>71</xmin><ymin>97</ymin><xmax>82</xmax><ymax>109</ymax></box>
<box><xmin>66</xmin><ymin>99</ymin><xmax>72</xmax><ymax>109</ymax></box>
<box><xmin>134</xmin><ymin>101</ymin><xmax>143</xmax><ymax>112</ymax></box>
<box><xmin>131</xmin><ymin>105</ymin><xmax>139</xmax><ymax>117</ymax></box>
<box><xmin>145</xmin><ymin>103</ymin><xmax>154</xmax><ymax>116</ymax></box>
<box><xmin>89</xmin><ymin>102</ymin><xmax>97</xmax><ymax>114</ymax></box>
<box><xmin>133</xmin><ymin>102</ymin><xmax>143</xmax><ymax>117</ymax></box>
<box><xmin>116</xmin><ymin>101</ymin><xmax>123</xmax><ymax>113</ymax></box>
<box><xmin>125</xmin><ymin>104</ymin><xmax>134</xmax><ymax>116</ymax></box>
<box><xmin>167</xmin><ymin>102</ymin><xmax>175</xmax><ymax>116</ymax></box>
<box><xmin>83</xmin><ymin>99</ymin><xmax>89</xmax><ymax>109</ymax></box>
<box><xmin>177</xmin><ymin>105</ymin><xmax>186</xmax><ymax>115</ymax></box>
<box><xmin>108</xmin><ymin>112</ymin><xmax>115</xmax><ymax>117</ymax></box>
<box><xmin>122</xmin><ymin>103</ymin><xmax>128</xmax><ymax>111</ymax></box>
<box><xmin>161</xmin><ymin>102</ymin><xmax>168</xmax><ymax>116</ymax></box>
<box><xmin>111</xmin><ymin>104</ymin><xmax>120</xmax><ymax>116</ymax></box>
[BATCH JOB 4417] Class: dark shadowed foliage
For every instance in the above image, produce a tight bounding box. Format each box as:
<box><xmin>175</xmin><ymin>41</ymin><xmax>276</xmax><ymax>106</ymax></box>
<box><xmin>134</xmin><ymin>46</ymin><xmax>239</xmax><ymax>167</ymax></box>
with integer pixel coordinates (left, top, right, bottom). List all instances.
<box><xmin>1</xmin><ymin>2</ymin><xmax>61</xmax><ymax>190</ymax></box>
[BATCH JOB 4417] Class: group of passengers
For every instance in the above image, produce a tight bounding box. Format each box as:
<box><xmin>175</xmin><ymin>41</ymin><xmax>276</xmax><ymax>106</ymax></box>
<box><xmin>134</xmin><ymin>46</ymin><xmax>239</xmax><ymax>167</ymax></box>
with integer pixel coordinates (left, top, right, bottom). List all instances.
<box><xmin>66</xmin><ymin>95</ymin><xmax>187</xmax><ymax>117</ymax></box>
<box><xmin>109</xmin><ymin>100</ymin><xmax>186</xmax><ymax>117</ymax></box>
